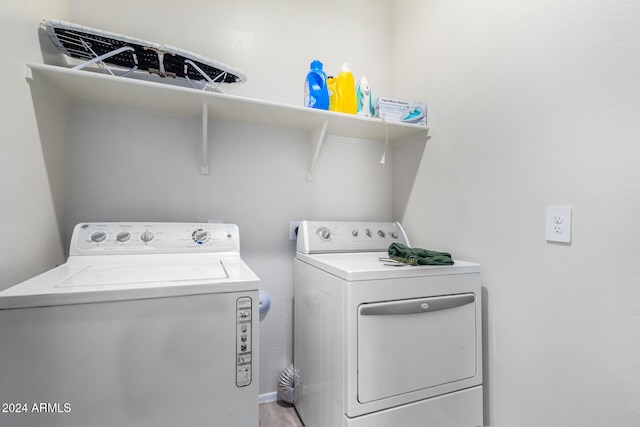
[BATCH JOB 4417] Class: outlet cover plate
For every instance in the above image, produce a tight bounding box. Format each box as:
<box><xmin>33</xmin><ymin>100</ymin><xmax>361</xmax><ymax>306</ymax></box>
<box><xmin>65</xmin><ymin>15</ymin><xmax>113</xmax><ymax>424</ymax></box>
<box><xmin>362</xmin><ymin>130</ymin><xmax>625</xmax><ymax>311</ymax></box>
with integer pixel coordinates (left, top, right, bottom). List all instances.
<box><xmin>545</xmin><ymin>206</ymin><xmax>572</xmax><ymax>243</ymax></box>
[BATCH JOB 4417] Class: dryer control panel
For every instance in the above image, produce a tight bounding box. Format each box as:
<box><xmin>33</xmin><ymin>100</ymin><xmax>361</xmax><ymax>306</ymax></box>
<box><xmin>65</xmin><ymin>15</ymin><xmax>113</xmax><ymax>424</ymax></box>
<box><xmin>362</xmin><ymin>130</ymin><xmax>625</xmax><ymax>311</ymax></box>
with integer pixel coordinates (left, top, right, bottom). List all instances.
<box><xmin>297</xmin><ymin>221</ymin><xmax>410</xmax><ymax>254</ymax></box>
<box><xmin>71</xmin><ymin>222</ymin><xmax>240</xmax><ymax>255</ymax></box>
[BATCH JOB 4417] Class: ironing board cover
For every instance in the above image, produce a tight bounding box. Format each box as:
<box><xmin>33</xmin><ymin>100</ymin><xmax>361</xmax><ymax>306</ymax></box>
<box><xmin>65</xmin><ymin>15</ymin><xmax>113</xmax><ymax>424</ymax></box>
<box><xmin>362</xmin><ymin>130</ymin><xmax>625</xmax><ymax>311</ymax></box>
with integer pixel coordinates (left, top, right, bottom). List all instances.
<box><xmin>42</xmin><ymin>19</ymin><xmax>247</xmax><ymax>86</ymax></box>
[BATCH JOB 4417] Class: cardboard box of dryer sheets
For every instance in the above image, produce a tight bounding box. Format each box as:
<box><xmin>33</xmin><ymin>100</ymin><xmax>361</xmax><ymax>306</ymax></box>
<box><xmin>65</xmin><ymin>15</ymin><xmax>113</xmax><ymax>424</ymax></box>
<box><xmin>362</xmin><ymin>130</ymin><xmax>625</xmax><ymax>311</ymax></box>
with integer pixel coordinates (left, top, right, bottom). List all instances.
<box><xmin>374</xmin><ymin>97</ymin><xmax>427</xmax><ymax>126</ymax></box>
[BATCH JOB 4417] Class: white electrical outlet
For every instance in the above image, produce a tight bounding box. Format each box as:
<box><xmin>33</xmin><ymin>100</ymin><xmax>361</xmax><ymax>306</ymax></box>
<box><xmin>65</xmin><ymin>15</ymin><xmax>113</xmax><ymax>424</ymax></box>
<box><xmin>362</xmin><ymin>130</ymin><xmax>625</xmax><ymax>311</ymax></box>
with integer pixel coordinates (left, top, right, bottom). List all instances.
<box><xmin>545</xmin><ymin>206</ymin><xmax>572</xmax><ymax>243</ymax></box>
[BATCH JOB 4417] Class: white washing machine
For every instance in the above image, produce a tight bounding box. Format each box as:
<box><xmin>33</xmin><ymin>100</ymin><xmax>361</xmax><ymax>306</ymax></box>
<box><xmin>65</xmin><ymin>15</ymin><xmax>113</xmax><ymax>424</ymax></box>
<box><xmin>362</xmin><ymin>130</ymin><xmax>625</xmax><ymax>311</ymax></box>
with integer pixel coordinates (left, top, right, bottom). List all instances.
<box><xmin>0</xmin><ymin>222</ymin><xmax>259</xmax><ymax>427</ymax></box>
<box><xmin>294</xmin><ymin>221</ymin><xmax>483</xmax><ymax>427</ymax></box>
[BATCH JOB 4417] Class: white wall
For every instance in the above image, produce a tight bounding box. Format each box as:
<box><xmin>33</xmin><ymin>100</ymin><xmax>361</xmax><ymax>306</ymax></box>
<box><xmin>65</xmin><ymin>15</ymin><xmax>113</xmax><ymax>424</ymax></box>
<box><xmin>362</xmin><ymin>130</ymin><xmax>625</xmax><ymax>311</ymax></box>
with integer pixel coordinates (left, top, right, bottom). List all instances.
<box><xmin>0</xmin><ymin>1</ymin><xmax>70</xmax><ymax>290</ymax></box>
<box><xmin>63</xmin><ymin>0</ymin><xmax>395</xmax><ymax>397</ymax></box>
<box><xmin>394</xmin><ymin>0</ymin><xmax>640</xmax><ymax>425</ymax></box>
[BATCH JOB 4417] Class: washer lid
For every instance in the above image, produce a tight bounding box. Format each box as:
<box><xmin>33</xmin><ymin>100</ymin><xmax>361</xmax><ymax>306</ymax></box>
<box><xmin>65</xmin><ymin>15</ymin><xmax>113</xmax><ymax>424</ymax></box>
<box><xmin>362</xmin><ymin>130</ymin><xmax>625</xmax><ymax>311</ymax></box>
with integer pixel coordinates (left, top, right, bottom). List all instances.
<box><xmin>0</xmin><ymin>253</ymin><xmax>259</xmax><ymax>309</ymax></box>
<box><xmin>55</xmin><ymin>259</ymin><xmax>228</xmax><ymax>288</ymax></box>
<box><xmin>296</xmin><ymin>251</ymin><xmax>480</xmax><ymax>281</ymax></box>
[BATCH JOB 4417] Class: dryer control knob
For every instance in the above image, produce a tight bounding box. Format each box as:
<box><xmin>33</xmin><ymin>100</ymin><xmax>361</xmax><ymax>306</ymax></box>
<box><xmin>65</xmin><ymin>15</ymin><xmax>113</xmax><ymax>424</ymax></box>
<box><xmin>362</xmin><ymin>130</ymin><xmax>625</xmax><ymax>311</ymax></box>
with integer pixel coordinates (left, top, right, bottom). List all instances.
<box><xmin>140</xmin><ymin>230</ymin><xmax>155</xmax><ymax>243</ymax></box>
<box><xmin>90</xmin><ymin>230</ymin><xmax>107</xmax><ymax>243</ymax></box>
<box><xmin>378</xmin><ymin>230</ymin><xmax>386</xmax><ymax>238</ymax></box>
<box><xmin>352</xmin><ymin>229</ymin><xmax>359</xmax><ymax>237</ymax></box>
<box><xmin>317</xmin><ymin>227</ymin><xmax>332</xmax><ymax>241</ymax></box>
<box><xmin>391</xmin><ymin>232</ymin><xmax>399</xmax><ymax>239</ymax></box>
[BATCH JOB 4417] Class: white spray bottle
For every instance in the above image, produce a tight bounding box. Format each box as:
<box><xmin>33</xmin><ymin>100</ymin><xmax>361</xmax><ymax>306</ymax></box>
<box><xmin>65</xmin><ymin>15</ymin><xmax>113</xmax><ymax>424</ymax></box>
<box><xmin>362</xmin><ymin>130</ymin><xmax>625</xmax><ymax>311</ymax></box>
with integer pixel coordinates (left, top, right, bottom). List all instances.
<box><xmin>356</xmin><ymin>76</ymin><xmax>373</xmax><ymax>117</ymax></box>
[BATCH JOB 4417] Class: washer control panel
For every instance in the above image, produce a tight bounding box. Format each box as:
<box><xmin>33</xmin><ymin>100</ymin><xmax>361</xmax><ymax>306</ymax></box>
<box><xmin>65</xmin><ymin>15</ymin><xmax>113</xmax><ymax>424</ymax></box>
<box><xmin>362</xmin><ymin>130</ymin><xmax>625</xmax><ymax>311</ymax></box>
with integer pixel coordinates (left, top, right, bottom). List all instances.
<box><xmin>297</xmin><ymin>221</ymin><xmax>410</xmax><ymax>254</ymax></box>
<box><xmin>71</xmin><ymin>222</ymin><xmax>240</xmax><ymax>255</ymax></box>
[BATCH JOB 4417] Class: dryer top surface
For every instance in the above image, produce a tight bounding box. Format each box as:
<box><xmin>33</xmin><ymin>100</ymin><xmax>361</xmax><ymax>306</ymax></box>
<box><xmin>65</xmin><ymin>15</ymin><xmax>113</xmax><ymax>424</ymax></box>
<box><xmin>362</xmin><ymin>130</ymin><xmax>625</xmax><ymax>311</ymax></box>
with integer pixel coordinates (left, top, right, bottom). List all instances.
<box><xmin>296</xmin><ymin>251</ymin><xmax>479</xmax><ymax>281</ymax></box>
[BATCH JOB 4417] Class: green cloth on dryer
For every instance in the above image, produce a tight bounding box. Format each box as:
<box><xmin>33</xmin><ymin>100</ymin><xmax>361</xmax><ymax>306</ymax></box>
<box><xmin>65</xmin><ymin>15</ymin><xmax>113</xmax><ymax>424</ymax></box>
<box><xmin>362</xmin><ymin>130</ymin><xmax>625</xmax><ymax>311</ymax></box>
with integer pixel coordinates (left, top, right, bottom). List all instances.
<box><xmin>388</xmin><ymin>242</ymin><xmax>454</xmax><ymax>266</ymax></box>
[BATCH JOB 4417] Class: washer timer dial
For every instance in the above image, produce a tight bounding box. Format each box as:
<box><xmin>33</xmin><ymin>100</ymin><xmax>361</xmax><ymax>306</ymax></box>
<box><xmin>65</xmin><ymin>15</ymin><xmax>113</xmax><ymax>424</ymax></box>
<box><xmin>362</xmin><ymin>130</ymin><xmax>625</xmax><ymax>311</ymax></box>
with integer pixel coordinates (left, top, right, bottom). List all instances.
<box><xmin>192</xmin><ymin>228</ymin><xmax>210</xmax><ymax>245</ymax></box>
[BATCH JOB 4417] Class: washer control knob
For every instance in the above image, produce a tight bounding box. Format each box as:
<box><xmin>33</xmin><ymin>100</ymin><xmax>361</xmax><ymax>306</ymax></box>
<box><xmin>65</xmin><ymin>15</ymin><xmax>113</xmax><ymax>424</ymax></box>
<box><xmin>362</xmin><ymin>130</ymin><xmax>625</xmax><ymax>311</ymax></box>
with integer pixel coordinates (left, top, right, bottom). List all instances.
<box><xmin>391</xmin><ymin>232</ymin><xmax>399</xmax><ymax>239</ymax></box>
<box><xmin>90</xmin><ymin>230</ymin><xmax>107</xmax><ymax>243</ymax></box>
<box><xmin>116</xmin><ymin>231</ymin><xmax>132</xmax><ymax>243</ymax></box>
<box><xmin>193</xmin><ymin>229</ymin><xmax>210</xmax><ymax>244</ymax></box>
<box><xmin>140</xmin><ymin>230</ymin><xmax>155</xmax><ymax>243</ymax></box>
<box><xmin>352</xmin><ymin>229</ymin><xmax>359</xmax><ymax>237</ymax></box>
<box><xmin>378</xmin><ymin>230</ymin><xmax>386</xmax><ymax>238</ymax></box>
<box><xmin>365</xmin><ymin>229</ymin><xmax>372</xmax><ymax>238</ymax></box>
<box><xmin>317</xmin><ymin>227</ymin><xmax>332</xmax><ymax>241</ymax></box>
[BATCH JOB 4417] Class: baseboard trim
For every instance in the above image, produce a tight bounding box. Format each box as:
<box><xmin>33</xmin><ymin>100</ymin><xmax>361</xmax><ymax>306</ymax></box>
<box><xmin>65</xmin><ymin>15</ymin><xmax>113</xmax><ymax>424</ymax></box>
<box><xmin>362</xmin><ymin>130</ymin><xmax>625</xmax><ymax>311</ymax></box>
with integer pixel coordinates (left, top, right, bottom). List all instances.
<box><xmin>259</xmin><ymin>391</ymin><xmax>278</xmax><ymax>404</ymax></box>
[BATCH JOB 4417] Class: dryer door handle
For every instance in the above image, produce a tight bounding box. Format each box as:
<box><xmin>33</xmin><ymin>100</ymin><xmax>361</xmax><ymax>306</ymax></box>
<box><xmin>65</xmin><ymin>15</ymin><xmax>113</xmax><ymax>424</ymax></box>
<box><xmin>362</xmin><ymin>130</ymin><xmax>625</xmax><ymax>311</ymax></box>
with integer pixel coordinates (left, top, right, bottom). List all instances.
<box><xmin>359</xmin><ymin>294</ymin><xmax>475</xmax><ymax>316</ymax></box>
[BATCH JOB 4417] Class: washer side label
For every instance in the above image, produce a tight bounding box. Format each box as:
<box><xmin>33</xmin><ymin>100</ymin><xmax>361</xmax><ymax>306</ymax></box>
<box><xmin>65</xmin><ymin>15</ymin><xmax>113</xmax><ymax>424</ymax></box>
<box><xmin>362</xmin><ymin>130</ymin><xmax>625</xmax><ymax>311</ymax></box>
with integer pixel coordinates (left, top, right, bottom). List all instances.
<box><xmin>236</xmin><ymin>296</ymin><xmax>253</xmax><ymax>387</ymax></box>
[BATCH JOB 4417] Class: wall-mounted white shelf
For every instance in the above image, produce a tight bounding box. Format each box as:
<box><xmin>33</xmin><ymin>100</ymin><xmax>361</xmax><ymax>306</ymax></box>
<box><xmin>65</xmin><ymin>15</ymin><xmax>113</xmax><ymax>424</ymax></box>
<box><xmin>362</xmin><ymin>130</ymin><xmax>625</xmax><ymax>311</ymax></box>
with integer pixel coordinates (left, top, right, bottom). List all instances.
<box><xmin>25</xmin><ymin>63</ymin><xmax>429</xmax><ymax>179</ymax></box>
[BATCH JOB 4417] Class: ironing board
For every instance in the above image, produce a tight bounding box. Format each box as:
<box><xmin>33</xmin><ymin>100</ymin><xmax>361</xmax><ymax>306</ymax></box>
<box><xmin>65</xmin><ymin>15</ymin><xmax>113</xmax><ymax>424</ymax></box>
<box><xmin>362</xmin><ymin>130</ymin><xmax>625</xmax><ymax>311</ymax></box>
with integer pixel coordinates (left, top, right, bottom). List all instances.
<box><xmin>42</xmin><ymin>19</ymin><xmax>247</xmax><ymax>93</ymax></box>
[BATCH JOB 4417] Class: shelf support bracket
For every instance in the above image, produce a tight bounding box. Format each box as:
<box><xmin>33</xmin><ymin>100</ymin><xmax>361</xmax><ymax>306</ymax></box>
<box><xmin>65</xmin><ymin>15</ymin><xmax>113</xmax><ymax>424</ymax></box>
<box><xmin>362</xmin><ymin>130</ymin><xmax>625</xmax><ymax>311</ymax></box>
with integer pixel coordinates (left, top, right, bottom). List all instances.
<box><xmin>307</xmin><ymin>120</ymin><xmax>328</xmax><ymax>182</ymax></box>
<box><xmin>201</xmin><ymin>103</ymin><xmax>209</xmax><ymax>175</ymax></box>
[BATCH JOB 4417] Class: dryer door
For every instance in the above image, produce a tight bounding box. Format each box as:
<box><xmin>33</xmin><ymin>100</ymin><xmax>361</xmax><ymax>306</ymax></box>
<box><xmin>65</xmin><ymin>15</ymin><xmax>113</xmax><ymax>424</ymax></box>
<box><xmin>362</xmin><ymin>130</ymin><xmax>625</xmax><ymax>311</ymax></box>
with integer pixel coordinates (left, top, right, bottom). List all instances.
<box><xmin>357</xmin><ymin>293</ymin><xmax>477</xmax><ymax>403</ymax></box>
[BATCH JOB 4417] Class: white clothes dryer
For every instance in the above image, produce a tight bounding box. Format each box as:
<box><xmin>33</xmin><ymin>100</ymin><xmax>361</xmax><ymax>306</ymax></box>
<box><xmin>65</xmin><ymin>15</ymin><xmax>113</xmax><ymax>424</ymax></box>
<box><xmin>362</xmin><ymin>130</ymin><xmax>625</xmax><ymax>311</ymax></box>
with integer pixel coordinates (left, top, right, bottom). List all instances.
<box><xmin>294</xmin><ymin>221</ymin><xmax>483</xmax><ymax>427</ymax></box>
<box><xmin>0</xmin><ymin>222</ymin><xmax>259</xmax><ymax>427</ymax></box>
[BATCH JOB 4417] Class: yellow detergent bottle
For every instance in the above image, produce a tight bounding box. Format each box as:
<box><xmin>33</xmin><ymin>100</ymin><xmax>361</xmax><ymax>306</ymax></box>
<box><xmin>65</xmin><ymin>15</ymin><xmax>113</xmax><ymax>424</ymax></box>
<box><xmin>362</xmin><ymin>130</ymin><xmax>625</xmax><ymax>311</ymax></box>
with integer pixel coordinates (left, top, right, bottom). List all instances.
<box><xmin>327</xmin><ymin>76</ymin><xmax>338</xmax><ymax>111</ymax></box>
<box><xmin>337</xmin><ymin>63</ymin><xmax>357</xmax><ymax>114</ymax></box>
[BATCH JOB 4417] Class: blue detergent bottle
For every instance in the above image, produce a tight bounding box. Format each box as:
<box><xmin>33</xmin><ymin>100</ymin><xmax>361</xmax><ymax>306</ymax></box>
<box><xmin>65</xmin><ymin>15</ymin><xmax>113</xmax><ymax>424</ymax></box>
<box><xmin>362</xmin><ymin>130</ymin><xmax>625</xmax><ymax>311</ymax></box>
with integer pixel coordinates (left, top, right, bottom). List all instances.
<box><xmin>304</xmin><ymin>60</ymin><xmax>329</xmax><ymax>110</ymax></box>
